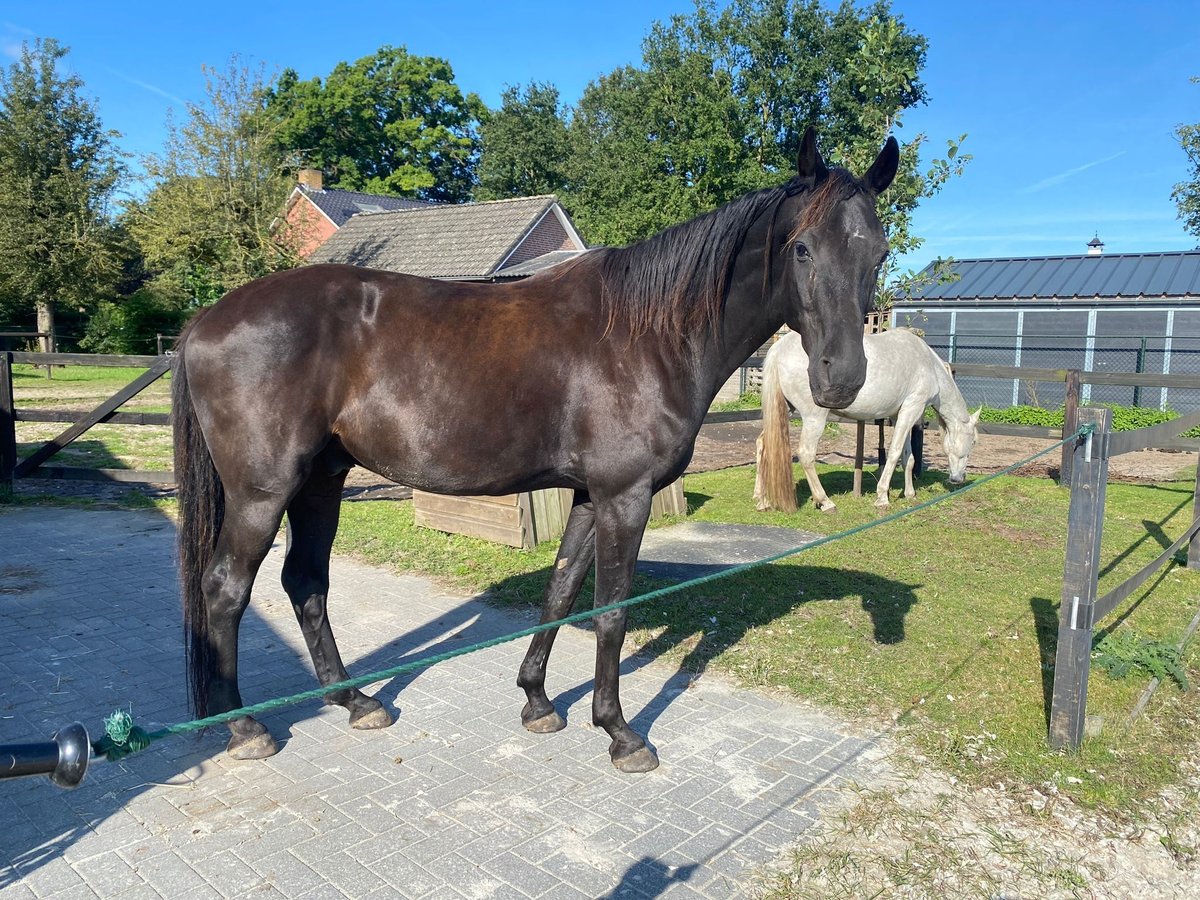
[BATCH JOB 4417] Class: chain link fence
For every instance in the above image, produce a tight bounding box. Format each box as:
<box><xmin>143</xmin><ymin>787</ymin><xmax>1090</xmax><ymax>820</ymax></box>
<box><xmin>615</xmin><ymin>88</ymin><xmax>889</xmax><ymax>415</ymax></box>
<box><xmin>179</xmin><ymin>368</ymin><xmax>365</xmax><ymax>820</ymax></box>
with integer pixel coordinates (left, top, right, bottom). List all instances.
<box><xmin>923</xmin><ymin>333</ymin><xmax>1200</xmax><ymax>412</ymax></box>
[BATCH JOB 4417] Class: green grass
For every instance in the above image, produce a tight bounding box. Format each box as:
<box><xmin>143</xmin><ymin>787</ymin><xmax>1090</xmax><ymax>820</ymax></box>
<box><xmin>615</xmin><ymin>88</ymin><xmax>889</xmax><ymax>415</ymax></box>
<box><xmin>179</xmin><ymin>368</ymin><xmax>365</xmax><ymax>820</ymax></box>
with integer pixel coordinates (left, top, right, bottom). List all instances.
<box><xmin>329</xmin><ymin>464</ymin><xmax>1200</xmax><ymax>816</ymax></box>
<box><xmin>11</xmin><ymin>363</ymin><xmax>173</xmax><ymax>473</ymax></box>
<box><xmin>709</xmin><ymin>390</ymin><xmax>762</xmax><ymax>412</ymax></box>
<box><xmin>11</xmin><ymin>363</ymin><xmax>171</xmax><ymax>410</ymax></box>
<box><xmin>669</xmin><ymin>465</ymin><xmax>1200</xmax><ymax>811</ymax></box>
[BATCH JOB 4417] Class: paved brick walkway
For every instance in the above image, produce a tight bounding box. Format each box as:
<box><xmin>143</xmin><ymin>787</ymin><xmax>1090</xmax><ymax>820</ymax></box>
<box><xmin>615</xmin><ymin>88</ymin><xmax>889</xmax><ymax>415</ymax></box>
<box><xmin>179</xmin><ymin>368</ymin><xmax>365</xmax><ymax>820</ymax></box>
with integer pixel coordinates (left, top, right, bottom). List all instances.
<box><xmin>0</xmin><ymin>506</ymin><xmax>879</xmax><ymax>899</ymax></box>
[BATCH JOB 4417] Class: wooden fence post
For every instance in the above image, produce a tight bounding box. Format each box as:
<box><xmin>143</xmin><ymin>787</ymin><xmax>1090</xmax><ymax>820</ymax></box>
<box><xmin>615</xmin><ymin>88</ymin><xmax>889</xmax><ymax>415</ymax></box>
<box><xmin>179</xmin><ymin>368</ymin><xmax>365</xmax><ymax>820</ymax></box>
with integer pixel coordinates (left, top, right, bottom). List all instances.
<box><xmin>1060</xmin><ymin>369</ymin><xmax>1081</xmax><ymax>484</ymax></box>
<box><xmin>1048</xmin><ymin>406</ymin><xmax>1111</xmax><ymax>750</ymax></box>
<box><xmin>911</xmin><ymin>421</ymin><xmax>924</xmax><ymax>478</ymax></box>
<box><xmin>0</xmin><ymin>352</ymin><xmax>15</xmax><ymax>489</ymax></box>
<box><xmin>1189</xmin><ymin>461</ymin><xmax>1200</xmax><ymax>571</ymax></box>
<box><xmin>853</xmin><ymin>421</ymin><xmax>865</xmax><ymax>496</ymax></box>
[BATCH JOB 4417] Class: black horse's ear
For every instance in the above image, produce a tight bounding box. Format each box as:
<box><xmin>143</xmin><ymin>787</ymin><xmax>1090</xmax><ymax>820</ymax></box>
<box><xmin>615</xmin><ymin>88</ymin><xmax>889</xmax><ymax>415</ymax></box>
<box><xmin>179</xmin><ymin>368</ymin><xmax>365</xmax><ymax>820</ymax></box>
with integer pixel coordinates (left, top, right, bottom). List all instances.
<box><xmin>866</xmin><ymin>136</ymin><xmax>900</xmax><ymax>194</ymax></box>
<box><xmin>796</xmin><ymin>126</ymin><xmax>828</xmax><ymax>186</ymax></box>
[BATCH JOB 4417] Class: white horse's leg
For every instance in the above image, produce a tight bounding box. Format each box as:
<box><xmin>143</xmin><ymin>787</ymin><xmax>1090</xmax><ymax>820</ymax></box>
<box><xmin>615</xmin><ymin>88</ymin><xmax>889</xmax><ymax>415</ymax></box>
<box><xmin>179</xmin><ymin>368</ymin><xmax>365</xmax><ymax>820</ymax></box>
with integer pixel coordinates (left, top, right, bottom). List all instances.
<box><xmin>797</xmin><ymin>413</ymin><xmax>836</xmax><ymax>512</ymax></box>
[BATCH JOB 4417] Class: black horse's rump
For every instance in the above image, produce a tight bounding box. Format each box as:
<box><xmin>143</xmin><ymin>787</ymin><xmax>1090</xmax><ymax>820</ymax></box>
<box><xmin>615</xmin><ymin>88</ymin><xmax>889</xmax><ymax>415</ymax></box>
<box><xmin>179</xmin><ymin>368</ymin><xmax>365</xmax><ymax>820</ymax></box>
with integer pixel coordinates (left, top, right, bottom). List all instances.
<box><xmin>173</xmin><ymin>127</ymin><xmax>898</xmax><ymax>771</ymax></box>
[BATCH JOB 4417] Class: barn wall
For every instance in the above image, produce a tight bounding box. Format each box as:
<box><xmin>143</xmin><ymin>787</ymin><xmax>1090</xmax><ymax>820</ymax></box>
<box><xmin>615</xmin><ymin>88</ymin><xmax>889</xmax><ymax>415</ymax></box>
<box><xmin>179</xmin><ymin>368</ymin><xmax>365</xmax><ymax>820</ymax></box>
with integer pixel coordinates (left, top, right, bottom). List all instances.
<box><xmin>891</xmin><ymin>302</ymin><xmax>1200</xmax><ymax>412</ymax></box>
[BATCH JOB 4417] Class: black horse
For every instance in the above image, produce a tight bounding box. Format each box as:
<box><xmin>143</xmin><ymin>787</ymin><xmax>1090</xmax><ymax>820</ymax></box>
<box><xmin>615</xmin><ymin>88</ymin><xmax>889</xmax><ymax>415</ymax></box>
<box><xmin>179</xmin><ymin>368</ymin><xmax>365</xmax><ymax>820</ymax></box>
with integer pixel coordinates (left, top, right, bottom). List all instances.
<box><xmin>172</xmin><ymin>128</ymin><xmax>898</xmax><ymax>772</ymax></box>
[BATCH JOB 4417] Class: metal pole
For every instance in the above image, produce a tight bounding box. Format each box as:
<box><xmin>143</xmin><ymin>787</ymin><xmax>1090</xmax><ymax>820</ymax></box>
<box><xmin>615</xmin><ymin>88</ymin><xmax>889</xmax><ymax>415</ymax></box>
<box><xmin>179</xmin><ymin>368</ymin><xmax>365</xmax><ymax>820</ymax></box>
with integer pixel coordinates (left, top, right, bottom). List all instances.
<box><xmin>0</xmin><ymin>722</ymin><xmax>91</xmax><ymax>788</ymax></box>
<box><xmin>1133</xmin><ymin>337</ymin><xmax>1146</xmax><ymax>408</ymax></box>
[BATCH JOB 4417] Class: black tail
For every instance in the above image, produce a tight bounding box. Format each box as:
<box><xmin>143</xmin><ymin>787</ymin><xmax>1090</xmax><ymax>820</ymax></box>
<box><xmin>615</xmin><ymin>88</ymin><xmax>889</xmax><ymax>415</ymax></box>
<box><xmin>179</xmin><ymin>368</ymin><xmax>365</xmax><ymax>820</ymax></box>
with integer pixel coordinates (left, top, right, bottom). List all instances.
<box><xmin>172</xmin><ymin>316</ymin><xmax>223</xmax><ymax>718</ymax></box>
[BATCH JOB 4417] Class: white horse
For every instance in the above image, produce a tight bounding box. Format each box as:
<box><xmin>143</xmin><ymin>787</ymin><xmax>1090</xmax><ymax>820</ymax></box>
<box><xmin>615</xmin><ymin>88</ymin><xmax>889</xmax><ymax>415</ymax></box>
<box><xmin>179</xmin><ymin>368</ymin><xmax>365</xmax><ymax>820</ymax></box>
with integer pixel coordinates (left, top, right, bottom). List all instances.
<box><xmin>754</xmin><ymin>329</ymin><xmax>980</xmax><ymax>512</ymax></box>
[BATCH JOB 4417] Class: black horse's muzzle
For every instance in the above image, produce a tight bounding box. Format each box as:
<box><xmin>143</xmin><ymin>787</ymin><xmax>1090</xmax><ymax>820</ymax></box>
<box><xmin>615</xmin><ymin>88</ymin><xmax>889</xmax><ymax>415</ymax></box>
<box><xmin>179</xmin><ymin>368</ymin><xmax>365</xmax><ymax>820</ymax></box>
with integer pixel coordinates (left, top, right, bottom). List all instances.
<box><xmin>809</xmin><ymin>353</ymin><xmax>867</xmax><ymax>410</ymax></box>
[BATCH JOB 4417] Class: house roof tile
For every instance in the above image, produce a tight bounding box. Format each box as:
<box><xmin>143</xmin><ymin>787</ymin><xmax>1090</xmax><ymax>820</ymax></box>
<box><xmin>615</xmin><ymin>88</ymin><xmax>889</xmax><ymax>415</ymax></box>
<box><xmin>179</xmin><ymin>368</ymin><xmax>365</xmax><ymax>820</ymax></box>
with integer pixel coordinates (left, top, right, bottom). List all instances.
<box><xmin>299</xmin><ymin>186</ymin><xmax>434</xmax><ymax>228</ymax></box>
<box><xmin>308</xmin><ymin>195</ymin><xmax>572</xmax><ymax>279</ymax></box>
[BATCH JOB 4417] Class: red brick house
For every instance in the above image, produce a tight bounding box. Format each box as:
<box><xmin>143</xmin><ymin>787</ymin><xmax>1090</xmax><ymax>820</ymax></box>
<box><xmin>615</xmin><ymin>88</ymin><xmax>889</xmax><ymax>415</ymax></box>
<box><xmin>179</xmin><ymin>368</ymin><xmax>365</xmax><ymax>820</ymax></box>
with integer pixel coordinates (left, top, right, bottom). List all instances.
<box><xmin>279</xmin><ymin>168</ymin><xmax>437</xmax><ymax>258</ymax></box>
<box><xmin>307</xmin><ymin>193</ymin><xmax>587</xmax><ymax>280</ymax></box>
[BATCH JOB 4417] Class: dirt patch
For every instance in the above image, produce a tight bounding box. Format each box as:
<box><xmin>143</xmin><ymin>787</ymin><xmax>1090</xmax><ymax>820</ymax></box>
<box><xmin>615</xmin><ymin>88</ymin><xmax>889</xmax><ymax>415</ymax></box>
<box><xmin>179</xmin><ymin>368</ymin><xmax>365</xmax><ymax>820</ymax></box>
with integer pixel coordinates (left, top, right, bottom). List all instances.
<box><xmin>10</xmin><ymin>420</ymin><xmax>1195</xmax><ymax>507</ymax></box>
<box><xmin>762</xmin><ymin>739</ymin><xmax>1200</xmax><ymax>899</ymax></box>
<box><xmin>689</xmin><ymin>420</ymin><xmax>1197</xmax><ymax>483</ymax></box>
<box><xmin>0</xmin><ymin>564</ymin><xmax>44</xmax><ymax>595</ymax></box>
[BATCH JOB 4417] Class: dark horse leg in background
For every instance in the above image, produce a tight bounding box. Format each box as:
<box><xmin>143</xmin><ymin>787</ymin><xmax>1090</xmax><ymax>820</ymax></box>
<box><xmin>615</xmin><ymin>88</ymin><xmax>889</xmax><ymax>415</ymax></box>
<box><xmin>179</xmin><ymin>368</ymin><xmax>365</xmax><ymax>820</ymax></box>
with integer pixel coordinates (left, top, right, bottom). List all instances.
<box><xmin>281</xmin><ymin>468</ymin><xmax>394</xmax><ymax>735</ymax></box>
<box><xmin>589</xmin><ymin>482</ymin><xmax>657</xmax><ymax>772</ymax></box>
<box><xmin>518</xmin><ymin>493</ymin><xmax>597</xmax><ymax>734</ymax></box>
<box><xmin>202</xmin><ymin>455</ymin><xmax>392</xmax><ymax>760</ymax></box>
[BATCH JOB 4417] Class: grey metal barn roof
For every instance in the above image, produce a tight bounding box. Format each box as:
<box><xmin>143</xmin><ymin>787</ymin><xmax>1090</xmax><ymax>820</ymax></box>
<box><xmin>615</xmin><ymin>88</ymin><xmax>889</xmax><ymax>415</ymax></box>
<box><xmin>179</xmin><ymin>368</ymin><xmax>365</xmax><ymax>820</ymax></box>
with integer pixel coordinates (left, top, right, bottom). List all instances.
<box><xmin>903</xmin><ymin>250</ymin><xmax>1200</xmax><ymax>304</ymax></box>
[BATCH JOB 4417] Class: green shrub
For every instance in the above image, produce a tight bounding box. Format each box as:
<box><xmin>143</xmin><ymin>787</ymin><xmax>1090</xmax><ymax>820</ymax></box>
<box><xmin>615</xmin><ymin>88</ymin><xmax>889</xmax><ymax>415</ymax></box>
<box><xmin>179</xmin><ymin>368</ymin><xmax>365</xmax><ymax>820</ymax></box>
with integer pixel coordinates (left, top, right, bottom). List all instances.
<box><xmin>80</xmin><ymin>287</ymin><xmax>188</xmax><ymax>355</ymax></box>
<box><xmin>1092</xmin><ymin>629</ymin><xmax>1189</xmax><ymax>690</ymax></box>
<box><xmin>979</xmin><ymin>404</ymin><xmax>1200</xmax><ymax>437</ymax></box>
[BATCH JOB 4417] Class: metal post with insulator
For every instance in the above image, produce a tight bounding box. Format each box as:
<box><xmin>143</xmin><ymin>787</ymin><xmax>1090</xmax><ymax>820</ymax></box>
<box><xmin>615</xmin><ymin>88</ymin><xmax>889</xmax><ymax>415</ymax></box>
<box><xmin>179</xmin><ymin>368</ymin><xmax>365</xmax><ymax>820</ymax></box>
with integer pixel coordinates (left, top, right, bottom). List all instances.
<box><xmin>0</xmin><ymin>722</ymin><xmax>92</xmax><ymax>789</ymax></box>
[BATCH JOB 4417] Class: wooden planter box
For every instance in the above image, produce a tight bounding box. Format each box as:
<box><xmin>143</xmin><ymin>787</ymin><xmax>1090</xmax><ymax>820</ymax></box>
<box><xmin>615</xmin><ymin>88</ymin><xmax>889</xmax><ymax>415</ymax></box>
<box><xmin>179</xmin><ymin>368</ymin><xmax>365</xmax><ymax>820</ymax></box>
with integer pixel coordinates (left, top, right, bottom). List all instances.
<box><xmin>413</xmin><ymin>480</ymin><xmax>687</xmax><ymax>550</ymax></box>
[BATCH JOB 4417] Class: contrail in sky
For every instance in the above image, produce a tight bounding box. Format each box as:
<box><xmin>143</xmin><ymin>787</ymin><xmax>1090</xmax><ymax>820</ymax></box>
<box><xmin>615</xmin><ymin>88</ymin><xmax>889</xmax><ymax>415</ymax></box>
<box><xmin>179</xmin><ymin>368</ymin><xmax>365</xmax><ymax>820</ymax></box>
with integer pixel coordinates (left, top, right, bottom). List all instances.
<box><xmin>1019</xmin><ymin>151</ymin><xmax>1127</xmax><ymax>195</ymax></box>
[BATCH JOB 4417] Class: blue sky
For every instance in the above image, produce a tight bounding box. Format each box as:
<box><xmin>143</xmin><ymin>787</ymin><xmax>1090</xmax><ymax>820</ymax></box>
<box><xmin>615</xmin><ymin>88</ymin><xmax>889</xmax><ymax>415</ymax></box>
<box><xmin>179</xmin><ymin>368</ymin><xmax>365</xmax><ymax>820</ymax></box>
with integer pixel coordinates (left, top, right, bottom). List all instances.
<box><xmin>3</xmin><ymin>1</ymin><xmax>1199</xmax><ymax>272</ymax></box>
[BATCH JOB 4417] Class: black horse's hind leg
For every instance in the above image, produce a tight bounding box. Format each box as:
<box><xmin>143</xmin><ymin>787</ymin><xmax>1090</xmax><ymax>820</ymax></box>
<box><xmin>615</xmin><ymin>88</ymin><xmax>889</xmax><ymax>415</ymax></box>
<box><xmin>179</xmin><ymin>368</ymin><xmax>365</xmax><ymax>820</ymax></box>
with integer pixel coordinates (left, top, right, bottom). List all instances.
<box><xmin>201</xmin><ymin>494</ymin><xmax>289</xmax><ymax>760</ymax></box>
<box><xmin>592</xmin><ymin>484</ymin><xmax>658</xmax><ymax>773</ymax></box>
<box><xmin>517</xmin><ymin>493</ymin><xmax>596</xmax><ymax>733</ymax></box>
<box><xmin>282</xmin><ymin>471</ymin><xmax>394</xmax><ymax>731</ymax></box>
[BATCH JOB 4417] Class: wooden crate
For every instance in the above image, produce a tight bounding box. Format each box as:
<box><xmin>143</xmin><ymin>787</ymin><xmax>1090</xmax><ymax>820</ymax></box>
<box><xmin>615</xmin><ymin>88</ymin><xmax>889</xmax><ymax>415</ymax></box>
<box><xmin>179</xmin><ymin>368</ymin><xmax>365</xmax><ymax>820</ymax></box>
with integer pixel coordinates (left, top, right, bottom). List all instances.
<box><xmin>413</xmin><ymin>480</ymin><xmax>686</xmax><ymax>549</ymax></box>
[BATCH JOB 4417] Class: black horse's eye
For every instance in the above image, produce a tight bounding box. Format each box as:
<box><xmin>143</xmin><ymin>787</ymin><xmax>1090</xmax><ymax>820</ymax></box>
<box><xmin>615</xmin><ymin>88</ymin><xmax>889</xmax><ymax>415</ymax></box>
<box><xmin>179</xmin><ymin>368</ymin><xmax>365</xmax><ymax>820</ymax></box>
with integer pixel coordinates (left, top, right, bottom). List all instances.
<box><xmin>794</xmin><ymin>242</ymin><xmax>810</xmax><ymax>259</ymax></box>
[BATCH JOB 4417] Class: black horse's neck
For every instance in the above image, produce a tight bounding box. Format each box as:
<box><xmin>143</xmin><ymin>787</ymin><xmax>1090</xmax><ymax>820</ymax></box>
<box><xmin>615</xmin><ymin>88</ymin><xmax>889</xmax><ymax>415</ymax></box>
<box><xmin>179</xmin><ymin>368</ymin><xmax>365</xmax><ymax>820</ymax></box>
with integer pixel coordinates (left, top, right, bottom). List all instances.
<box><xmin>691</xmin><ymin>195</ymin><xmax>794</xmax><ymax>401</ymax></box>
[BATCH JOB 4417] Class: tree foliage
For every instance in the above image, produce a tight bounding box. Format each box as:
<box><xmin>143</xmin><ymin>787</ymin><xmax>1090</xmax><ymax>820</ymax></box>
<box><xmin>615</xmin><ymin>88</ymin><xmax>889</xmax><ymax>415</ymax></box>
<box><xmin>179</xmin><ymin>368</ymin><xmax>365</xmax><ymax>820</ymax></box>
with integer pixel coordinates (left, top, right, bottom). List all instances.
<box><xmin>0</xmin><ymin>38</ymin><xmax>124</xmax><ymax>343</ymax></box>
<box><xmin>561</xmin><ymin>0</ymin><xmax>969</xmax><ymax>301</ymax></box>
<box><xmin>1173</xmin><ymin>77</ymin><xmax>1200</xmax><ymax>245</ymax></box>
<box><xmin>127</xmin><ymin>60</ymin><xmax>296</xmax><ymax>306</ymax></box>
<box><xmin>476</xmin><ymin>82</ymin><xmax>571</xmax><ymax>201</ymax></box>
<box><xmin>267</xmin><ymin>46</ymin><xmax>484</xmax><ymax>202</ymax></box>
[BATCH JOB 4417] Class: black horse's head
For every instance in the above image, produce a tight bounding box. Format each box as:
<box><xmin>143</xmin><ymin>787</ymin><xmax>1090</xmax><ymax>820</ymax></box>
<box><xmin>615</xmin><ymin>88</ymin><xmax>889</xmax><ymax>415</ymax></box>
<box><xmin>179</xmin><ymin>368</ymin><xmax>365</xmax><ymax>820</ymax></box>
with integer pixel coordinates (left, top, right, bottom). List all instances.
<box><xmin>776</xmin><ymin>128</ymin><xmax>899</xmax><ymax>409</ymax></box>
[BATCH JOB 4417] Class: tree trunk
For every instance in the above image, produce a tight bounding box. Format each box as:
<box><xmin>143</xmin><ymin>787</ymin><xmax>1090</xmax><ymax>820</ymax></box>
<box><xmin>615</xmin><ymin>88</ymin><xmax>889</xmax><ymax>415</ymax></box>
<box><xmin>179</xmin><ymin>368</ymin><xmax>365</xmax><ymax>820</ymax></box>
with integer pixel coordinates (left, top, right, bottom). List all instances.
<box><xmin>35</xmin><ymin>300</ymin><xmax>56</xmax><ymax>354</ymax></box>
<box><xmin>36</xmin><ymin>300</ymin><xmax>56</xmax><ymax>378</ymax></box>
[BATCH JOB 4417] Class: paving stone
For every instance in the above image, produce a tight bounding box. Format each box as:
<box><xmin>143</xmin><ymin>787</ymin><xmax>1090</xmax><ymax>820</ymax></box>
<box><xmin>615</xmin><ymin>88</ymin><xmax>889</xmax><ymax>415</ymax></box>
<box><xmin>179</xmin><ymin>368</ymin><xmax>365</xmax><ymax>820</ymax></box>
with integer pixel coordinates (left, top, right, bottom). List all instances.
<box><xmin>0</xmin><ymin>507</ymin><xmax>879</xmax><ymax>899</ymax></box>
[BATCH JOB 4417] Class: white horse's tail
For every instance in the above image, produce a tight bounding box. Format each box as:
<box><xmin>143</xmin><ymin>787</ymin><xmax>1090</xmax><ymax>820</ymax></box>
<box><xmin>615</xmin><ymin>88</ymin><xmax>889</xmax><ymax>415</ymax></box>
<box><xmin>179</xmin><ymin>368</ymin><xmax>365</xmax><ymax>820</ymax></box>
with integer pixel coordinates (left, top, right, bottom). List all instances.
<box><xmin>754</xmin><ymin>347</ymin><xmax>798</xmax><ymax>512</ymax></box>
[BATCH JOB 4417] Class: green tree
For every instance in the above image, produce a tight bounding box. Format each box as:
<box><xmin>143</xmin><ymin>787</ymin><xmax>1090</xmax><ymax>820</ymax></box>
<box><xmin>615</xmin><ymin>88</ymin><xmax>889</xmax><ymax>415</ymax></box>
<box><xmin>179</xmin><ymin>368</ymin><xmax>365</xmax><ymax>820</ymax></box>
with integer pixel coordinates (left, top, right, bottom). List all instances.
<box><xmin>476</xmin><ymin>82</ymin><xmax>571</xmax><ymax>200</ymax></box>
<box><xmin>0</xmin><ymin>38</ymin><xmax>124</xmax><ymax>349</ymax></box>
<box><xmin>128</xmin><ymin>60</ymin><xmax>295</xmax><ymax>306</ymax></box>
<box><xmin>564</xmin><ymin>0</ymin><xmax>969</xmax><ymax>295</ymax></box>
<box><xmin>268</xmin><ymin>46</ymin><xmax>484</xmax><ymax>202</ymax></box>
<box><xmin>1172</xmin><ymin>77</ymin><xmax>1200</xmax><ymax>244</ymax></box>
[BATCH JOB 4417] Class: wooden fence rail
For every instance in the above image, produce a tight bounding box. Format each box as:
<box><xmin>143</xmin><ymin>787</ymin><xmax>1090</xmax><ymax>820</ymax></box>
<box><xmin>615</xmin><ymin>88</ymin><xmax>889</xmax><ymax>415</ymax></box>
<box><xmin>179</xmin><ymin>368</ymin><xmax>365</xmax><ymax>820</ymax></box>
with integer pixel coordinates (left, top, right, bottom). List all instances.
<box><xmin>0</xmin><ymin>352</ymin><xmax>174</xmax><ymax>488</ymax></box>
<box><xmin>1049</xmin><ymin>407</ymin><xmax>1200</xmax><ymax>750</ymax></box>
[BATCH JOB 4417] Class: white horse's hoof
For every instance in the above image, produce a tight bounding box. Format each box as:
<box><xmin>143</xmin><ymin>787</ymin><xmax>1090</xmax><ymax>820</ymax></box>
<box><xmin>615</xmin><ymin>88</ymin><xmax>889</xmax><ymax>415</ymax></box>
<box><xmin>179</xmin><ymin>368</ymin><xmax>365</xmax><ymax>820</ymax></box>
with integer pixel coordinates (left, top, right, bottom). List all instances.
<box><xmin>874</xmin><ymin>498</ymin><xmax>891</xmax><ymax>508</ymax></box>
<box><xmin>818</xmin><ymin>502</ymin><xmax>837</xmax><ymax>513</ymax></box>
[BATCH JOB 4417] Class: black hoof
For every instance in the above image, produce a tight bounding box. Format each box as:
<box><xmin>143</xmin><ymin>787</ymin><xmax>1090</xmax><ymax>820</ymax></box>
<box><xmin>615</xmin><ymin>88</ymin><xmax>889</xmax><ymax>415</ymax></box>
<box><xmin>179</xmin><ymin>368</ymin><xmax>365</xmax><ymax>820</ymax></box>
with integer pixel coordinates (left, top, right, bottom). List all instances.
<box><xmin>350</xmin><ymin>704</ymin><xmax>394</xmax><ymax>730</ymax></box>
<box><xmin>226</xmin><ymin>729</ymin><xmax>279</xmax><ymax>760</ymax></box>
<box><xmin>521</xmin><ymin>702</ymin><xmax>566</xmax><ymax>734</ymax></box>
<box><xmin>611</xmin><ymin>744</ymin><xmax>659</xmax><ymax>773</ymax></box>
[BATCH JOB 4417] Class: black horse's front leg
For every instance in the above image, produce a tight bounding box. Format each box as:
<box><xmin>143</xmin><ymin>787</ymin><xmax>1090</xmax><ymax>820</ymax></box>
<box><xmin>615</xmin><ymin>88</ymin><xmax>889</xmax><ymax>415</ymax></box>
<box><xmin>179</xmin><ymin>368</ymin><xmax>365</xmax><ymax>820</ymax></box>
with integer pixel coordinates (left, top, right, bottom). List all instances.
<box><xmin>591</xmin><ymin>485</ymin><xmax>658</xmax><ymax>773</ymax></box>
<box><xmin>518</xmin><ymin>493</ymin><xmax>596</xmax><ymax>733</ymax></box>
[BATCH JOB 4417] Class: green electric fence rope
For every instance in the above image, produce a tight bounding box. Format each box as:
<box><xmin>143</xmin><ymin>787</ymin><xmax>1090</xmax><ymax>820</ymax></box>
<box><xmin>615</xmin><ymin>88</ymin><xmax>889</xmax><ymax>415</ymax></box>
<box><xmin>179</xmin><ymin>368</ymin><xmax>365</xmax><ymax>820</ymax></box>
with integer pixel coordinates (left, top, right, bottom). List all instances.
<box><xmin>93</xmin><ymin>424</ymin><xmax>1095</xmax><ymax>763</ymax></box>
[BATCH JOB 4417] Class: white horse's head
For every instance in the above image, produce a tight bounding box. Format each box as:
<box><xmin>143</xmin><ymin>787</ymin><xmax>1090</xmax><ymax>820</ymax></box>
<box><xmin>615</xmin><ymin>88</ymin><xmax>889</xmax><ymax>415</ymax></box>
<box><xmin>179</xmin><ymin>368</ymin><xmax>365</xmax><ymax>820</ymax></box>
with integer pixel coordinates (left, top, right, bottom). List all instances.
<box><xmin>942</xmin><ymin>407</ymin><xmax>981</xmax><ymax>484</ymax></box>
